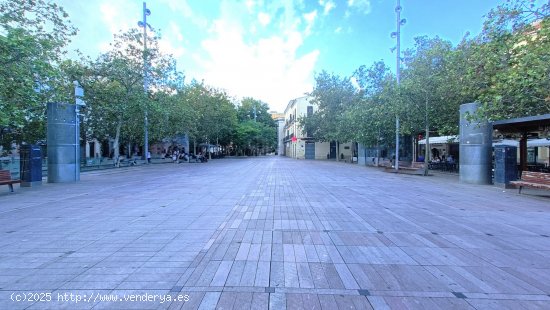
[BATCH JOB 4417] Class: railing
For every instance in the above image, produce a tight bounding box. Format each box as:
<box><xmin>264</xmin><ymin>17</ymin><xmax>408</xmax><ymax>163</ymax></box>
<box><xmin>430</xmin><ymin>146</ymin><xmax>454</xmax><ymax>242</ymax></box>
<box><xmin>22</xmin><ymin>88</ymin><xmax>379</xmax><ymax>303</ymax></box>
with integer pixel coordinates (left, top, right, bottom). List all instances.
<box><xmin>0</xmin><ymin>156</ymin><xmax>151</xmax><ymax>178</ymax></box>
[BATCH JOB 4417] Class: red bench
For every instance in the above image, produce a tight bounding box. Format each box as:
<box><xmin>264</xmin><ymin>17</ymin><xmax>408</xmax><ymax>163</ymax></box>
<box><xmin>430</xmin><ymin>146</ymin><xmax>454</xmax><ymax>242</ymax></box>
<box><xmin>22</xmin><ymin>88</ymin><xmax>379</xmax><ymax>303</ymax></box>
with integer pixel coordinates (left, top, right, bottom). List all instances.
<box><xmin>0</xmin><ymin>170</ymin><xmax>21</xmax><ymax>192</ymax></box>
<box><xmin>510</xmin><ymin>171</ymin><xmax>550</xmax><ymax>194</ymax></box>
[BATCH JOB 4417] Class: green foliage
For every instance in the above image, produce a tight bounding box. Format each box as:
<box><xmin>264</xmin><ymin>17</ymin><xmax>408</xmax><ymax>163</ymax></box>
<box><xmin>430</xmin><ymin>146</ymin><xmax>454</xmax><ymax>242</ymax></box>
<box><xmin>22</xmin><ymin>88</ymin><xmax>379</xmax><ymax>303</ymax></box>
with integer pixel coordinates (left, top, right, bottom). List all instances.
<box><xmin>186</xmin><ymin>82</ymin><xmax>237</xmax><ymax>146</ymax></box>
<box><xmin>303</xmin><ymin>0</ymin><xmax>549</xmax><ymax>153</ymax></box>
<box><xmin>349</xmin><ymin>62</ymin><xmax>397</xmax><ymax>146</ymax></box>
<box><xmin>0</xmin><ymin>0</ymin><xmax>76</xmax><ymax>147</ymax></box>
<box><xmin>233</xmin><ymin>97</ymin><xmax>277</xmax><ymax>154</ymax></box>
<box><xmin>3</xmin><ymin>0</ymin><xmax>547</xmax><ymax>157</ymax></box>
<box><xmin>400</xmin><ymin>36</ymin><xmax>459</xmax><ymax>136</ymax></box>
<box><xmin>238</xmin><ymin>98</ymin><xmax>272</xmax><ymax>124</ymax></box>
<box><xmin>471</xmin><ymin>1</ymin><xmax>550</xmax><ymax>120</ymax></box>
<box><xmin>306</xmin><ymin>71</ymin><xmax>357</xmax><ymax>143</ymax></box>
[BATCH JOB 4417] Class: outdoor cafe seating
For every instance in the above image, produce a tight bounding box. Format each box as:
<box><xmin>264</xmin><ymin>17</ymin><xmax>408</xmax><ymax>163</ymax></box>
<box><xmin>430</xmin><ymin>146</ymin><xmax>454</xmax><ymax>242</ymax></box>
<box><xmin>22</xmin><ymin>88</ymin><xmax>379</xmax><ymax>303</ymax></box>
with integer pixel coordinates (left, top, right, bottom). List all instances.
<box><xmin>428</xmin><ymin>160</ymin><xmax>459</xmax><ymax>173</ymax></box>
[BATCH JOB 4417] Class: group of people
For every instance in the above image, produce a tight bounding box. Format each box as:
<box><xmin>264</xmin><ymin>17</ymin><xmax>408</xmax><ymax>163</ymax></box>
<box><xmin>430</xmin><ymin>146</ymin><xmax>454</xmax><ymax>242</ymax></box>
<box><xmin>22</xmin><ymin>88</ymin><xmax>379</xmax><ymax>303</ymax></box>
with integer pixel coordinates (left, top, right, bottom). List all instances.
<box><xmin>430</xmin><ymin>154</ymin><xmax>455</xmax><ymax>163</ymax></box>
<box><xmin>417</xmin><ymin>149</ymin><xmax>455</xmax><ymax>164</ymax></box>
<box><xmin>166</xmin><ymin>147</ymin><xmax>208</xmax><ymax>163</ymax></box>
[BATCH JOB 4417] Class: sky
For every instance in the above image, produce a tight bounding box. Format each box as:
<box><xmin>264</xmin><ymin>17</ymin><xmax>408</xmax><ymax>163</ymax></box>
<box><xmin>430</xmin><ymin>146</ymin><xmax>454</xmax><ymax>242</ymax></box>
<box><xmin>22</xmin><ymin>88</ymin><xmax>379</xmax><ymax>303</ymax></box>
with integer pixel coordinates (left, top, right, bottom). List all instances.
<box><xmin>57</xmin><ymin>0</ymin><xmax>503</xmax><ymax>113</ymax></box>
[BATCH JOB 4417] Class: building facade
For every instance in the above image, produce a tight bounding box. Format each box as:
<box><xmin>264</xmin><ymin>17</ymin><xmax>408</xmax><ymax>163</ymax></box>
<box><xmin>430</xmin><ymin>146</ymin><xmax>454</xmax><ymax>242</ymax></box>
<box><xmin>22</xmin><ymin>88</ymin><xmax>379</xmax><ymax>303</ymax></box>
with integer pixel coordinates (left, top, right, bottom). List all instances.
<box><xmin>283</xmin><ymin>96</ymin><xmax>353</xmax><ymax>160</ymax></box>
<box><xmin>269</xmin><ymin>112</ymin><xmax>285</xmax><ymax>156</ymax></box>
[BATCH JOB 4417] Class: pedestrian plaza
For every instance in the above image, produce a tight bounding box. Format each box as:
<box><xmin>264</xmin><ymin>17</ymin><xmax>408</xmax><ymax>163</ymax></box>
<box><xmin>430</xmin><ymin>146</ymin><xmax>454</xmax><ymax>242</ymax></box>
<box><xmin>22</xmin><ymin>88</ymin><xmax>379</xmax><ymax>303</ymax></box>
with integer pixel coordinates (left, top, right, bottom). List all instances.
<box><xmin>0</xmin><ymin>157</ymin><xmax>549</xmax><ymax>309</ymax></box>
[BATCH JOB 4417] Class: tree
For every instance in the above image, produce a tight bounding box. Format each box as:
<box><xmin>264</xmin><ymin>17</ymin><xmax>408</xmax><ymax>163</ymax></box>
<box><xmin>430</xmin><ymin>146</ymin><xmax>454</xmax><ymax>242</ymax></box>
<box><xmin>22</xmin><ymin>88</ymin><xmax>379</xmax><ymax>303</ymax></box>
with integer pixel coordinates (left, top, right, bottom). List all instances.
<box><xmin>398</xmin><ymin>37</ymin><xmax>455</xmax><ymax>172</ymax></box>
<box><xmin>237</xmin><ymin>98</ymin><xmax>272</xmax><ymax>124</ymax></box>
<box><xmin>183</xmin><ymin>82</ymin><xmax>237</xmax><ymax>154</ymax></box>
<box><xmin>80</xmin><ymin>28</ymin><xmax>183</xmax><ymax>159</ymax></box>
<box><xmin>349</xmin><ymin>61</ymin><xmax>396</xmax><ymax>147</ymax></box>
<box><xmin>468</xmin><ymin>0</ymin><xmax>550</xmax><ymax>120</ymax></box>
<box><xmin>235</xmin><ymin>97</ymin><xmax>277</xmax><ymax>155</ymax></box>
<box><xmin>304</xmin><ymin>71</ymin><xmax>357</xmax><ymax>161</ymax></box>
<box><xmin>0</xmin><ymin>0</ymin><xmax>76</xmax><ymax>149</ymax></box>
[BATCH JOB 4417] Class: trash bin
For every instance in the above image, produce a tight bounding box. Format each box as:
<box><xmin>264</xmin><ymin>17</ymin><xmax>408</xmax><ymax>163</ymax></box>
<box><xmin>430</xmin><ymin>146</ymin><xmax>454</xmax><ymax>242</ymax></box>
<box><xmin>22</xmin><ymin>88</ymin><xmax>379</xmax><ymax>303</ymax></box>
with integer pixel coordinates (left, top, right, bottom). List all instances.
<box><xmin>20</xmin><ymin>144</ymin><xmax>42</xmax><ymax>187</ymax></box>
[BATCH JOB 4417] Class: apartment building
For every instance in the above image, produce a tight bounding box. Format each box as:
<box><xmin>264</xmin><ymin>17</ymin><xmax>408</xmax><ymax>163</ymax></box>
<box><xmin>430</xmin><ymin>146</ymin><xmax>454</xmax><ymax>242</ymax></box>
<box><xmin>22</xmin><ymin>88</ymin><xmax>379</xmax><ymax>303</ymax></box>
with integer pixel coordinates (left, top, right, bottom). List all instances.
<box><xmin>283</xmin><ymin>96</ymin><xmax>353</xmax><ymax>160</ymax></box>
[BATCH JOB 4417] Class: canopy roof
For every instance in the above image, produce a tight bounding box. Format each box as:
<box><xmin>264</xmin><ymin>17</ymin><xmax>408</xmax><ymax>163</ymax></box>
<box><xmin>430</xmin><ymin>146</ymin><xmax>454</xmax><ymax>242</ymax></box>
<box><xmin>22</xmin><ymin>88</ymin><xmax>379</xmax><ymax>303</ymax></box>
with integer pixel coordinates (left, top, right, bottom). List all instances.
<box><xmin>419</xmin><ymin>136</ymin><xmax>550</xmax><ymax>147</ymax></box>
<box><xmin>418</xmin><ymin>135</ymin><xmax>458</xmax><ymax>145</ymax></box>
<box><xmin>492</xmin><ymin>114</ymin><xmax>550</xmax><ymax>134</ymax></box>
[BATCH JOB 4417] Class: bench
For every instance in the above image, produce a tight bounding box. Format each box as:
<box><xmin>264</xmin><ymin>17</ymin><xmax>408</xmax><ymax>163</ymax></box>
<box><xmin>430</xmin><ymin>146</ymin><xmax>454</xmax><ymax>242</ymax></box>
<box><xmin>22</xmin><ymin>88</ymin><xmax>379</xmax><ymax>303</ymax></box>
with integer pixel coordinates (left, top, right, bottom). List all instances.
<box><xmin>399</xmin><ymin>162</ymin><xmax>426</xmax><ymax>175</ymax></box>
<box><xmin>0</xmin><ymin>170</ymin><xmax>21</xmax><ymax>192</ymax></box>
<box><xmin>510</xmin><ymin>171</ymin><xmax>550</xmax><ymax>194</ymax></box>
<box><xmin>383</xmin><ymin>161</ymin><xmax>425</xmax><ymax>175</ymax></box>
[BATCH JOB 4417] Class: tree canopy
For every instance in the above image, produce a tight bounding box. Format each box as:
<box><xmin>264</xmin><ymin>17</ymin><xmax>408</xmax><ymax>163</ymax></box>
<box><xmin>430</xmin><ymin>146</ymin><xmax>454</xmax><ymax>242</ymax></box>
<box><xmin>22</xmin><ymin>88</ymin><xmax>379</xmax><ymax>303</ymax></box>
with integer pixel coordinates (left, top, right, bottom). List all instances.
<box><xmin>0</xmin><ymin>0</ymin><xmax>277</xmax><ymax>156</ymax></box>
<box><xmin>302</xmin><ymin>0</ymin><xmax>550</xmax><ymax>154</ymax></box>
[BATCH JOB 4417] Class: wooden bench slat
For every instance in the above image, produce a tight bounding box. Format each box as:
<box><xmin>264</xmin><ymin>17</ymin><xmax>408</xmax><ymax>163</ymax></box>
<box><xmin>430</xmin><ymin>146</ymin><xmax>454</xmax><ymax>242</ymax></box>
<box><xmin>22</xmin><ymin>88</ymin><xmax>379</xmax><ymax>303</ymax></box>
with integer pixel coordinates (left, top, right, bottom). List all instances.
<box><xmin>511</xmin><ymin>171</ymin><xmax>550</xmax><ymax>194</ymax></box>
<box><xmin>0</xmin><ymin>179</ymin><xmax>20</xmax><ymax>184</ymax></box>
<box><xmin>0</xmin><ymin>170</ymin><xmax>20</xmax><ymax>192</ymax></box>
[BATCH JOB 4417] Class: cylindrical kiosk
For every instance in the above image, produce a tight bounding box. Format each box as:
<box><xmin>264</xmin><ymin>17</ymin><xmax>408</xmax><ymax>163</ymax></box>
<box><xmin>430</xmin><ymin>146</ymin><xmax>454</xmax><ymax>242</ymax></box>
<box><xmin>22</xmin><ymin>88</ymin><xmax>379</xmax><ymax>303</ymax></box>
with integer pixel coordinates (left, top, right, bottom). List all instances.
<box><xmin>47</xmin><ymin>102</ymin><xmax>79</xmax><ymax>182</ymax></box>
<box><xmin>459</xmin><ymin>103</ymin><xmax>492</xmax><ymax>184</ymax></box>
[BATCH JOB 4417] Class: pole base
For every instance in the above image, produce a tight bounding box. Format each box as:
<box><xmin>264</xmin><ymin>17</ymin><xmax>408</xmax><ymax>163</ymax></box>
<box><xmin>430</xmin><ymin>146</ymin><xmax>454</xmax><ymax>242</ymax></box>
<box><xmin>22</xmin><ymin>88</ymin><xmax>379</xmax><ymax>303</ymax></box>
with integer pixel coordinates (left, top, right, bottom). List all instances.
<box><xmin>21</xmin><ymin>181</ymin><xmax>42</xmax><ymax>187</ymax></box>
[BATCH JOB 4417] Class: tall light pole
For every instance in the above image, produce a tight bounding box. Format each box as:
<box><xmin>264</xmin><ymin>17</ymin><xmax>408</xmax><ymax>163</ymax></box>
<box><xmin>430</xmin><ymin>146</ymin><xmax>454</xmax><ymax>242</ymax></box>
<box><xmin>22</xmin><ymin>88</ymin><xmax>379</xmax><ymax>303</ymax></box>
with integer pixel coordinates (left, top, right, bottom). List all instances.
<box><xmin>138</xmin><ymin>2</ymin><xmax>152</xmax><ymax>163</ymax></box>
<box><xmin>391</xmin><ymin>0</ymin><xmax>406</xmax><ymax>171</ymax></box>
<box><xmin>74</xmin><ymin>81</ymin><xmax>85</xmax><ymax>181</ymax></box>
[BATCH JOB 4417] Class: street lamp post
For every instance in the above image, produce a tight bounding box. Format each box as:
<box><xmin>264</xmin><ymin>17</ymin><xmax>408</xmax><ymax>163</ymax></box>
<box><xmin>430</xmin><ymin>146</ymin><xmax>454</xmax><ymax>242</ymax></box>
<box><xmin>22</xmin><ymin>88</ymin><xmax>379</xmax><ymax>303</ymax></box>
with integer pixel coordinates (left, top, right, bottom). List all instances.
<box><xmin>138</xmin><ymin>2</ymin><xmax>152</xmax><ymax>163</ymax></box>
<box><xmin>391</xmin><ymin>0</ymin><xmax>406</xmax><ymax>171</ymax></box>
<box><xmin>74</xmin><ymin>81</ymin><xmax>85</xmax><ymax>181</ymax></box>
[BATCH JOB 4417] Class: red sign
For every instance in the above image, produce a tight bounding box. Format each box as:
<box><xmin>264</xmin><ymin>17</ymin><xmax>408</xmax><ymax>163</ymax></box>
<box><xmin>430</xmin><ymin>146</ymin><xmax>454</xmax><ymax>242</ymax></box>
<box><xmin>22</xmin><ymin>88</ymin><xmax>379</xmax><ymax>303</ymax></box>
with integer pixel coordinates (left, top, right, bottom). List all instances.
<box><xmin>291</xmin><ymin>136</ymin><xmax>297</xmax><ymax>142</ymax></box>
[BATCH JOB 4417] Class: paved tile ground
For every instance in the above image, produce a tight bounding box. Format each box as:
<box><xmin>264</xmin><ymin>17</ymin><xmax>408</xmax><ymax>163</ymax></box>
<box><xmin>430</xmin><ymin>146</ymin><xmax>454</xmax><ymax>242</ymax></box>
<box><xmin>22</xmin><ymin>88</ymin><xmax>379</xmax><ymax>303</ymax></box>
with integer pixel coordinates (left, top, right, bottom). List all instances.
<box><xmin>0</xmin><ymin>157</ymin><xmax>549</xmax><ymax>310</ymax></box>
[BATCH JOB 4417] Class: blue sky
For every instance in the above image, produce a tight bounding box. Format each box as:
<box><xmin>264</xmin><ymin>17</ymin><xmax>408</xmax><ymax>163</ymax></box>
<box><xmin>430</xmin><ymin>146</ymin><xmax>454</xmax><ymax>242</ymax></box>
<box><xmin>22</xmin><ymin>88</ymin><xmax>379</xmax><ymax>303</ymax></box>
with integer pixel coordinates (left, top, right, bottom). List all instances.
<box><xmin>58</xmin><ymin>0</ymin><xmax>502</xmax><ymax>112</ymax></box>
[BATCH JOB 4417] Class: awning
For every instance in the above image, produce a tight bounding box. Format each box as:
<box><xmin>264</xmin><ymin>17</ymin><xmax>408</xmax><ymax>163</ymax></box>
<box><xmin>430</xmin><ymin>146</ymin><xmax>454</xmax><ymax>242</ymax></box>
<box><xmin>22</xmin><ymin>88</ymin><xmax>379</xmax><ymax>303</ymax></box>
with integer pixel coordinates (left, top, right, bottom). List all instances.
<box><xmin>493</xmin><ymin>139</ymin><xmax>519</xmax><ymax>147</ymax></box>
<box><xmin>527</xmin><ymin>138</ymin><xmax>550</xmax><ymax>147</ymax></box>
<box><xmin>418</xmin><ymin>135</ymin><xmax>458</xmax><ymax>145</ymax></box>
<box><xmin>492</xmin><ymin>138</ymin><xmax>550</xmax><ymax>147</ymax></box>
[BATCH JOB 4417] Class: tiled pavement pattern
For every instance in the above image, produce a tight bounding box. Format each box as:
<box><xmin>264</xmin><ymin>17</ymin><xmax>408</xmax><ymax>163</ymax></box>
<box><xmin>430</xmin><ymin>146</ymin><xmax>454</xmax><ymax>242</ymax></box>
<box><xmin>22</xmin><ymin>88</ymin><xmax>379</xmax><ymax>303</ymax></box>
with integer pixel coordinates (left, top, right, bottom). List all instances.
<box><xmin>0</xmin><ymin>157</ymin><xmax>549</xmax><ymax>310</ymax></box>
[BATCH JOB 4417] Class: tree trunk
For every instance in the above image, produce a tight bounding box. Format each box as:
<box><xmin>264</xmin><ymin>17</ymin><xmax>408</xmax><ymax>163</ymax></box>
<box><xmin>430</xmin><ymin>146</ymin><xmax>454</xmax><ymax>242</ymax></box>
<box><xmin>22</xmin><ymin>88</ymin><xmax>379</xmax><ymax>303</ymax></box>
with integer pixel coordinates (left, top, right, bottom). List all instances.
<box><xmin>424</xmin><ymin>97</ymin><xmax>430</xmax><ymax>176</ymax></box>
<box><xmin>113</xmin><ymin>118</ymin><xmax>122</xmax><ymax>167</ymax></box>
<box><xmin>376</xmin><ymin>128</ymin><xmax>380</xmax><ymax>166</ymax></box>
<box><xmin>336</xmin><ymin>140</ymin><xmax>340</xmax><ymax>162</ymax></box>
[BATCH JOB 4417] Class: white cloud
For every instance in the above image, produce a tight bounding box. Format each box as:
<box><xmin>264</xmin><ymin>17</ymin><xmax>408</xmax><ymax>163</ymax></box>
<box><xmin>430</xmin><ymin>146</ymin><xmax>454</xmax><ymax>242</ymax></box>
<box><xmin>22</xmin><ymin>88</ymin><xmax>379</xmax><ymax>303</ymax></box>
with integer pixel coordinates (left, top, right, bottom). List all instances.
<box><xmin>196</xmin><ymin>16</ymin><xmax>319</xmax><ymax>112</ymax></box>
<box><xmin>169</xmin><ymin>22</ymin><xmax>184</xmax><ymax>42</ymax></box>
<box><xmin>350</xmin><ymin>76</ymin><xmax>360</xmax><ymax>91</ymax></box>
<box><xmin>319</xmin><ymin>0</ymin><xmax>336</xmax><ymax>16</ymax></box>
<box><xmin>67</xmin><ymin>0</ymin><xmax>319</xmax><ymax>112</ymax></box>
<box><xmin>99</xmin><ymin>1</ymin><xmax>136</xmax><ymax>35</ymax></box>
<box><xmin>96</xmin><ymin>0</ymin><xmax>139</xmax><ymax>55</ymax></box>
<box><xmin>258</xmin><ymin>12</ymin><xmax>271</xmax><ymax>26</ymax></box>
<box><xmin>158</xmin><ymin>38</ymin><xmax>185</xmax><ymax>58</ymax></box>
<box><xmin>303</xmin><ymin>10</ymin><xmax>317</xmax><ymax>36</ymax></box>
<box><xmin>246</xmin><ymin>0</ymin><xmax>256</xmax><ymax>13</ymax></box>
<box><xmin>160</xmin><ymin>0</ymin><xmax>208</xmax><ymax>29</ymax></box>
<box><xmin>335</xmin><ymin>26</ymin><xmax>342</xmax><ymax>34</ymax></box>
<box><xmin>347</xmin><ymin>0</ymin><xmax>371</xmax><ymax>15</ymax></box>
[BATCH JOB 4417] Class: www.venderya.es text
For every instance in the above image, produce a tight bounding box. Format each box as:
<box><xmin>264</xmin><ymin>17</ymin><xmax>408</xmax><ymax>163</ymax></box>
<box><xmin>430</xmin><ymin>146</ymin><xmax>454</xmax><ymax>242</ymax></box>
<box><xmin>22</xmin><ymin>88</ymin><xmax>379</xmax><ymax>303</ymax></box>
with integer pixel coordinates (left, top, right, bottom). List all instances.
<box><xmin>10</xmin><ymin>292</ymin><xmax>190</xmax><ymax>304</ymax></box>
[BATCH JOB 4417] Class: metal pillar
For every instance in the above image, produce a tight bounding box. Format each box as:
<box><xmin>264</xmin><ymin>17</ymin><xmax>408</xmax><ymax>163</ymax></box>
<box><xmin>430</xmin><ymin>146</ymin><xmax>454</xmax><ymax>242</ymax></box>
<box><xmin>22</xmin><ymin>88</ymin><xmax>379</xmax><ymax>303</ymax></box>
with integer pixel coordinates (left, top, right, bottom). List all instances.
<box><xmin>459</xmin><ymin>103</ymin><xmax>492</xmax><ymax>184</ymax></box>
<box><xmin>47</xmin><ymin>102</ymin><xmax>79</xmax><ymax>182</ymax></box>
